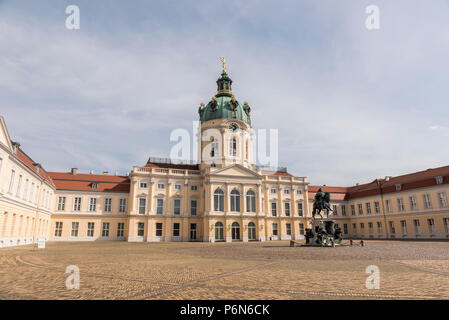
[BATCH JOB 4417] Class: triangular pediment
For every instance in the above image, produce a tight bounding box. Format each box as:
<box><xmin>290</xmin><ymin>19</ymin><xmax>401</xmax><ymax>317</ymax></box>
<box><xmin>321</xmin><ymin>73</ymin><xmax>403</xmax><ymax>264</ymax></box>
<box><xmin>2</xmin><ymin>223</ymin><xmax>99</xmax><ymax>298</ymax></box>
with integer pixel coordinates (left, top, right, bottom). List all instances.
<box><xmin>0</xmin><ymin>116</ymin><xmax>13</xmax><ymax>152</ymax></box>
<box><xmin>208</xmin><ymin>164</ymin><xmax>261</xmax><ymax>178</ymax></box>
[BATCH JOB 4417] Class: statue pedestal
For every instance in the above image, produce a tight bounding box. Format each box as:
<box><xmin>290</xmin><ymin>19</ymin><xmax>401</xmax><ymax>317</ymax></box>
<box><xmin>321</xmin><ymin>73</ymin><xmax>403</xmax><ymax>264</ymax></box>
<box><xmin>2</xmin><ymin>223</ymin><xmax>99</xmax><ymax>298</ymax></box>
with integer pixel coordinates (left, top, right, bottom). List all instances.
<box><xmin>305</xmin><ymin>218</ymin><xmax>342</xmax><ymax>247</ymax></box>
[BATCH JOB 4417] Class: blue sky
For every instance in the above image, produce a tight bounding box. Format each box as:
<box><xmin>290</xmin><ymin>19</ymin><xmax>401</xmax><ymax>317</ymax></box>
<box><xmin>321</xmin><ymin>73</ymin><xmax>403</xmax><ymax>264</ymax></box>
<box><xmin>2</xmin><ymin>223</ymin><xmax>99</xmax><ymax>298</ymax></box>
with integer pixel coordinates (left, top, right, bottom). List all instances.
<box><xmin>1</xmin><ymin>0</ymin><xmax>449</xmax><ymax>185</ymax></box>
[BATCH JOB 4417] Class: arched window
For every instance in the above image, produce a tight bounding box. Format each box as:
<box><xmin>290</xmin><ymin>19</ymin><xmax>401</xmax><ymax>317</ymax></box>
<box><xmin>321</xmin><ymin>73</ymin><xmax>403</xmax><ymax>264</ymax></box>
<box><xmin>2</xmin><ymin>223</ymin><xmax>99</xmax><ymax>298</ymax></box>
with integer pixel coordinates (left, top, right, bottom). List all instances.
<box><xmin>229</xmin><ymin>137</ymin><xmax>237</xmax><ymax>156</ymax></box>
<box><xmin>248</xmin><ymin>222</ymin><xmax>256</xmax><ymax>241</ymax></box>
<box><xmin>230</xmin><ymin>189</ymin><xmax>240</xmax><ymax>212</ymax></box>
<box><xmin>210</xmin><ymin>138</ymin><xmax>218</xmax><ymax>158</ymax></box>
<box><xmin>232</xmin><ymin>222</ymin><xmax>240</xmax><ymax>240</ymax></box>
<box><xmin>215</xmin><ymin>222</ymin><xmax>224</xmax><ymax>241</ymax></box>
<box><xmin>246</xmin><ymin>190</ymin><xmax>256</xmax><ymax>212</ymax></box>
<box><xmin>214</xmin><ymin>188</ymin><xmax>224</xmax><ymax>211</ymax></box>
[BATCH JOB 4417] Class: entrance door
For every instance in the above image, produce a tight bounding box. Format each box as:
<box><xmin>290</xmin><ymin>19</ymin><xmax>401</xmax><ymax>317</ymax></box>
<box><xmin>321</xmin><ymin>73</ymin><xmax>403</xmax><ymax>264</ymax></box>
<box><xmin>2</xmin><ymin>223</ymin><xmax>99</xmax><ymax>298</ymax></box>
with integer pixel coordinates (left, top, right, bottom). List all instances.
<box><xmin>232</xmin><ymin>222</ymin><xmax>240</xmax><ymax>240</ymax></box>
<box><xmin>190</xmin><ymin>223</ymin><xmax>197</xmax><ymax>241</ymax></box>
<box><xmin>248</xmin><ymin>222</ymin><xmax>256</xmax><ymax>241</ymax></box>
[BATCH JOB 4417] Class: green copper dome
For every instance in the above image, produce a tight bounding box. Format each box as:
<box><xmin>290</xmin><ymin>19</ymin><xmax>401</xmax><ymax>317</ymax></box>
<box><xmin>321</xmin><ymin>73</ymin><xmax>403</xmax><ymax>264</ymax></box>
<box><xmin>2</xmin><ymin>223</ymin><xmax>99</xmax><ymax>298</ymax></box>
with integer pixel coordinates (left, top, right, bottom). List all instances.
<box><xmin>198</xmin><ymin>71</ymin><xmax>251</xmax><ymax>125</ymax></box>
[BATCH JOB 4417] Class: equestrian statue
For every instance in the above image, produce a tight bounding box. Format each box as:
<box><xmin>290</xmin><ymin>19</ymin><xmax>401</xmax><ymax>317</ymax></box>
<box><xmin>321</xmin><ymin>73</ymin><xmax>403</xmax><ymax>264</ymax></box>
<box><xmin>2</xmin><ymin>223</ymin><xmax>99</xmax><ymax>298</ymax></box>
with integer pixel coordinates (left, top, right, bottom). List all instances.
<box><xmin>312</xmin><ymin>188</ymin><xmax>333</xmax><ymax>219</ymax></box>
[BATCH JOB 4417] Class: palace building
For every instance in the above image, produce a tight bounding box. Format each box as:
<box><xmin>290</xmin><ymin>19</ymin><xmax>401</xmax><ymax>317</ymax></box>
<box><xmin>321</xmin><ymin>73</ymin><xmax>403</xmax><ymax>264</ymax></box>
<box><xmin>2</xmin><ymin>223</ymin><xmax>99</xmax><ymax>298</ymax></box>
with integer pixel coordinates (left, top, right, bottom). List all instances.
<box><xmin>1</xmin><ymin>64</ymin><xmax>449</xmax><ymax>247</ymax></box>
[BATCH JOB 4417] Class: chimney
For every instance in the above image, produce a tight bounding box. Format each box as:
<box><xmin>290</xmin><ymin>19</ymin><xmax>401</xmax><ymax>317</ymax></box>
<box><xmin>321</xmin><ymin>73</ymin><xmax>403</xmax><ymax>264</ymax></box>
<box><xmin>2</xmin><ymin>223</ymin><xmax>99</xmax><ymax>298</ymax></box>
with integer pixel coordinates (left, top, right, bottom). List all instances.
<box><xmin>71</xmin><ymin>168</ymin><xmax>78</xmax><ymax>175</ymax></box>
<box><xmin>103</xmin><ymin>171</ymin><xmax>109</xmax><ymax>175</ymax></box>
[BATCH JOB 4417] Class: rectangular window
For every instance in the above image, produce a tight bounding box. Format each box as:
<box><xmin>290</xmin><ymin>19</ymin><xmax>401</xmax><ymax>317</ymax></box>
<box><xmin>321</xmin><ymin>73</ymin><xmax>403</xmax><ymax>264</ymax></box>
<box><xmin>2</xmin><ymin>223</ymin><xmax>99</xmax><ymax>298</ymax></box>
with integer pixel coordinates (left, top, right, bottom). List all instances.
<box><xmin>102</xmin><ymin>222</ymin><xmax>110</xmax><ymax>237</ymax></box>
<box><xmin>89</xmin><ymin>198</ymin><xmax>97</xmax><ymax>212</ymax></box>
<box><xmin>423</xmin><ymin>194</ymin><xmax>432</xmax><ymax>209</ymax></box>
<box><xmin>87</xmin><ymin>222</ymin><xmax>95</xmax><ymax>237</ymax></box>
<box><xmin>286</xmin><ymin>223</ymin><xmax>291</xmax><ymax>235</ymax></box>
<box><xmin>157</xmin><ymin>183</ymin><xmax>165</xmax><ymax>189</ymax></box>
<box><xmin>174</xmin><ymin>184</ymin><xmax>182</xmax><ymax>191</ymax></box>
<box><xmin>139</xmin><ymin>182</ymin><xmax>148</xmax><ymax>188</ymax></box>
<box><xmin>296</xmin><ymin>189</ymin><xmax>302</xmax><ymax>195</ymax></box>
<box><xmin>271</xmin><ymin>188</ymin><xmax>276</xmax><ymax>194</ymax></box>
<box><xmin>71</xmin><ymin>222</ymin><xmax>79</xmax><ymax>237</ymax></box>
<box><xmin>190</xmin><ymin>185</ymin><xmax>198</xmax><ymax>191</ymax></box>
<box><xmin>190</xmin><ymin>199</ymin><xmax>197</xmax><ymax>216</ymax></box>
<box><xmin>389</xmin><ymin>221</ymin><xmax>395</xmax><ymax>235</ymax></box>
<box><xmin>443</xmin><ymin>218</ymin><xmax>449</xmax><ymax>235</ymax></box>
<box><xmin>29</xmin><ymin>183</ymin><xmax>35</xmax><ymax>202</ymax></box>
<box><xmin>139</xmin><ymin>198</ymin><xmax>146</xmax><ymax>214</ymax></box>
<box><xmin>16</xmin><ymin>174</ymin><xmax>22</xmax><ymax>197</ymax></box>
<box><xmin>156</xmin><ymin>199</ymin><xmax>164</xmax><ymax>215</ymax></box>
<box><xmin>138</xmin><ymin>222</ymin><xmax>145</xmax><ymax>236</ymax></box>
<box><xmin>173</xmin><ymin>223</ymin><xmax>180</xmax><ymax>237</ymax></box>
<box><xmin>332</xmin><ymin>204</ymin><xmax>338</xmax><ymax>216</ymax></box>
<box><xmin>438</xmin><ymin>192</ymin><xmax>448</xmax><ymax>208</ymax></box>
<box><xmin>272</xmin><ymin>223</ymin><xmax>278</xmax><ymax>236</ymax></box>
<box><xmin>360</xmin><ymin>223</ymin><xmax>365</xmax><ymax>234</ymax></box>
<box><xmin>401</xmin><ymin>220</ymin><xmax>407</xmax><ymax>235</ymax></box>
<box><xmin>174</xmin><ymin>199</ymin><xmax>181</xmax><ymax>215</ymax></box>
<box><xmin>358</xmin><ymin>204</ymin><xmax>363</xmax><ymax>215</ymax></box>
<box><xmin>350</xmin><ymin>205</ymin><xmax>356</xmax><ymax>216</ymax></box>
<box><xmin>352</xmin><ymin>223</ymin><xmax>357</xmax><ymax>234</ymax></box>
<box><xmin>299</xmin><ymin>223</ymin><xmax>304</xmax><ymax>235</ymax></box>
<box><xmin>74</xmin><ymin>197</ymin><xmax>82</xmax><ymax>211</ymax></box>
<box><xmin>385</xmin><ymin>199</ymin><xmax>392</xmax><ymax>212</ymax></box>
<box><xmin>341</xmin><ymin>204</ymin><xmax>347</xmax><ymax>216</ymax></box>
<box><xmin>297</xmin><ymin>202</ymin><xmax>303</xmax><ymax>216</ymax></box>
<box><xmin>104</xmin><ymin>198</ymin><xmax>112</xmax><ymax>212</ymax></box>
<box><xmin>366</xmin><ymin>203</ymin><xmax>371</xmax><ymax>214</ymax></box>
<box><xmin>35</xmin><ymin>185</ymin><xmax>39</xmax><ymax>204</ymax></box>
<box><xmin>54</xmin><ymin>222</ymin><xmax>63</xmax><ymax>237</ymax></box>
<box><xmin>23</xmin><ymin>179</ymin><xmax>29</xmax><ymax>200</ymax></box>
<box><xmin>368</xmin><ymin>222</ymin><xmax>374</xmax><ymax>235</ymax></box>
<box><xmin>377</xmin><ymin>222</ymin><xmax>383</xmax><ymax>234</ymax></box>
<box><xmin>155</xmin><ymin>223</ymin><xmax>163</xmax><ymax>237</ymax></box>
<box><xmin>428</xmin><ymin>218</ymin><xmax>435</xmax><ymax>234</ymax></box>
<box><xmin>57</xmin><ymin>196</ymin><xmax>66</xmax><ymax>211</ymax></box>
<box><xmin>271</xmin><ymin>202</ymin><xmax>277</xmax><ymax>216</ymax></box>
<box><xmin>374</xmin><ymin>201</ymin><xmax>380</xmax><ymax>214</ymax></box>
<box><xmin>397</xmin><ymin>198</ymin><xmax>405</xmax><ymax>212</ymax></box>
<box><xmin>414</xmin><ymin>219</ymin><xmax>421</xmax><ymax>234</ymax></box>
<box><xmin>409</xmin><ymin>196</ymin><xmax>417</xmax><ymax>210</ymax></box>
<box><xmin>284</xmin><ymin>202</ymin><xmax>290</xmax><ymax>216</ymax></box>
<box><xmin>284</xmin><ymin>189</ymin><xmax>290</xmax><ymax>195</ymax></box>
<box><xmin>117</xmin><ymin>223</ymin><xmax>125</xmax><ymax>237</ymax></box>
<box><xmin>8</xmin><ymin>169</ymin><xmax>15</xmax><ymax>193</ymax></box>
<box><xmin>229</xmin><ymin>137</ymin><xmax>237</xmax><ymax>156</ymax></box>
<box><xmin>119</xmin><ymin>198</ymin><xmax>127</xmax><ymax>213</ymax></box>
<box><xmin>343</xmin><ymin>224</ymin><xmax>348</xmax><ymax>234</ymax></box>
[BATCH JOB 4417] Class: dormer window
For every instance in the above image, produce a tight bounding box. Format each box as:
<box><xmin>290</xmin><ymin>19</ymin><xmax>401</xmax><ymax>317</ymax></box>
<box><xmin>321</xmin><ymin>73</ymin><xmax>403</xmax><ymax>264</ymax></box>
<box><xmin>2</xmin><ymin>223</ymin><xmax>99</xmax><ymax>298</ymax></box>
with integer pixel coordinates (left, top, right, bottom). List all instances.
<box><xmin>395</xmin><ymin>184</ymin><xmax>402</xmax><ymax>192</ymax></box>
<box><xmin>436</xmin><ymin>176</ymin><xmax>443</xmax><ymax>185</ymax></box>
<box><xmin>92</xmin><ymin>183</ymin><xmax>98</xmax><ymax>190</ymax></box>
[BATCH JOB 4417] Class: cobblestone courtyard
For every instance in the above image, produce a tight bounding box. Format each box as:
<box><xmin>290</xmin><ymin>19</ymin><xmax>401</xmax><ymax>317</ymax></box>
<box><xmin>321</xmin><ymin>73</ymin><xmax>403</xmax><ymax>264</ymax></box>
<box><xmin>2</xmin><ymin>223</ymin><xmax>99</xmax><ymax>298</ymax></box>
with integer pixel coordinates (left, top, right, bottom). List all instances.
<box><xmin>1</xmin><ymin>240</ymin><xmax>449</xmax><ymax>299</ymax></box>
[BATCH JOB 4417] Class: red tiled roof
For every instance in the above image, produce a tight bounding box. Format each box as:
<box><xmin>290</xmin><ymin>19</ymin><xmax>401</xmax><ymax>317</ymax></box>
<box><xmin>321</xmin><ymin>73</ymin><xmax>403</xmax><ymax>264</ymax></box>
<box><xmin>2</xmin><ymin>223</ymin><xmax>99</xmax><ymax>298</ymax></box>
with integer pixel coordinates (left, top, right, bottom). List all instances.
<box><xmin>308</xmin><ymin>185</ymin><xmax>348</xmax><ymax>201</ymax></box>
<box><xmin>48</xmin><ymin>172</ymin><xmax>130</xmax><ymax>193</ymax></box>
<box><xmin>17</xmin><ymin>148</ymin><xmax>55</xmax><ymax>187</ymax></box>
<box><xmin>272</xmin><ymin>171</ymin><xmax>293</xmax><ymax>176</ymax></box>
<box><xmin>310</xmin><ymin>165</ymin><xmax>449</xmax><ymax>201</ymax></box>
<box><xmin>145</xmin><ymin>162</ymin><xmax>200</xmax><ymax>170</ymax></box>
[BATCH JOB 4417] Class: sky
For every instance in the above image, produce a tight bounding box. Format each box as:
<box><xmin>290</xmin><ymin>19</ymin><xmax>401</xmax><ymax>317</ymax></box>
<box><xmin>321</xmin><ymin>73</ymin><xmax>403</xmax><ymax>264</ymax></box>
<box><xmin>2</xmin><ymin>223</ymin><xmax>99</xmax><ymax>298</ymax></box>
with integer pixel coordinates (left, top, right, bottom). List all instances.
<box><xmin>1</xmin><ymin>0</ymin><xmax>449</xmax><ymax>186</ymax></box>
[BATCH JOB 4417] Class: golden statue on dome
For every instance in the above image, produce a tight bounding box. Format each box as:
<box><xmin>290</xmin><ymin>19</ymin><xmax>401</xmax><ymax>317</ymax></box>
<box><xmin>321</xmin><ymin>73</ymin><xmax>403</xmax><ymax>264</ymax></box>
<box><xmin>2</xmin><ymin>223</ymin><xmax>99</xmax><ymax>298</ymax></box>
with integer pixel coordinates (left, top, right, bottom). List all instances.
<box><xmin>220</xmin><ymin>57</ymin><xmax>226</xmax><ymax>73</ymax></box>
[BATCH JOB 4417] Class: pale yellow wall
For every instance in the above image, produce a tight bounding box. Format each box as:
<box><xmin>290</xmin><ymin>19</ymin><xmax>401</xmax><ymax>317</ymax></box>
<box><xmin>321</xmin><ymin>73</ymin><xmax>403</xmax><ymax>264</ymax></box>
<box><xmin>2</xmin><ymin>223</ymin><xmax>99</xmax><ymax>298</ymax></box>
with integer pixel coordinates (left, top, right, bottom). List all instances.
<box><xmin>329</xmin><ymin>184</ymin><xmax>449</xmax><ymax>239</ymax></box>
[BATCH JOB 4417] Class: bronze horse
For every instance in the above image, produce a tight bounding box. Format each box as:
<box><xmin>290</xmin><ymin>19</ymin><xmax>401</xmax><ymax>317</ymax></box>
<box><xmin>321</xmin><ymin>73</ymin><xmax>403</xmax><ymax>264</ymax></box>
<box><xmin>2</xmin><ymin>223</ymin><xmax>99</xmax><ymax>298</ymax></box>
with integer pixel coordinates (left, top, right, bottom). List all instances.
<box><xmin>312</xmin><ymin>191</ymin><xmax>333</xmax><ymax>219</ymax></box>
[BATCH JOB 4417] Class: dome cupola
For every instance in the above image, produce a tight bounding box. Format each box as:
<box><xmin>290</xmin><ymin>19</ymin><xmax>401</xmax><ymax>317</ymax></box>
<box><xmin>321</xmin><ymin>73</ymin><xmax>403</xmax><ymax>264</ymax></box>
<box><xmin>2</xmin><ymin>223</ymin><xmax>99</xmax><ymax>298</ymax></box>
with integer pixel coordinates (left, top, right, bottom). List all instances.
<box><xmin>198</xmin><ymin>58</ymin><xmax>251</xmax><ymax>125</ymax></box>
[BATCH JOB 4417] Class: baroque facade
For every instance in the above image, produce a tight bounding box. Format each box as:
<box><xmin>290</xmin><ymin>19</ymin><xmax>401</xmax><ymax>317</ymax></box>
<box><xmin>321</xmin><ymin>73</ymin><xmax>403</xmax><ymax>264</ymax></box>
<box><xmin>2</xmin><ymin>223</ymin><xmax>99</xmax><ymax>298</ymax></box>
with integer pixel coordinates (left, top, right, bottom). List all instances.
<box><xmin>1</xmin><ymin>65</ymin><xmax>449</xmax><ymax>247</ymax></box>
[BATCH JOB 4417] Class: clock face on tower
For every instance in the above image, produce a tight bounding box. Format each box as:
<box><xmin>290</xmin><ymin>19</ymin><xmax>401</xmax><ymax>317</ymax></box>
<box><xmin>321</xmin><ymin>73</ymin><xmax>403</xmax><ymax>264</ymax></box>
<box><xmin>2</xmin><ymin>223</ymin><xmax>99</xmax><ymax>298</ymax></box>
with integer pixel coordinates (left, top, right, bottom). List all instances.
<box><xmin>229</xmin><ymin>123</ymin><xmax>239</xmax><ymax>131</ymax></box>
